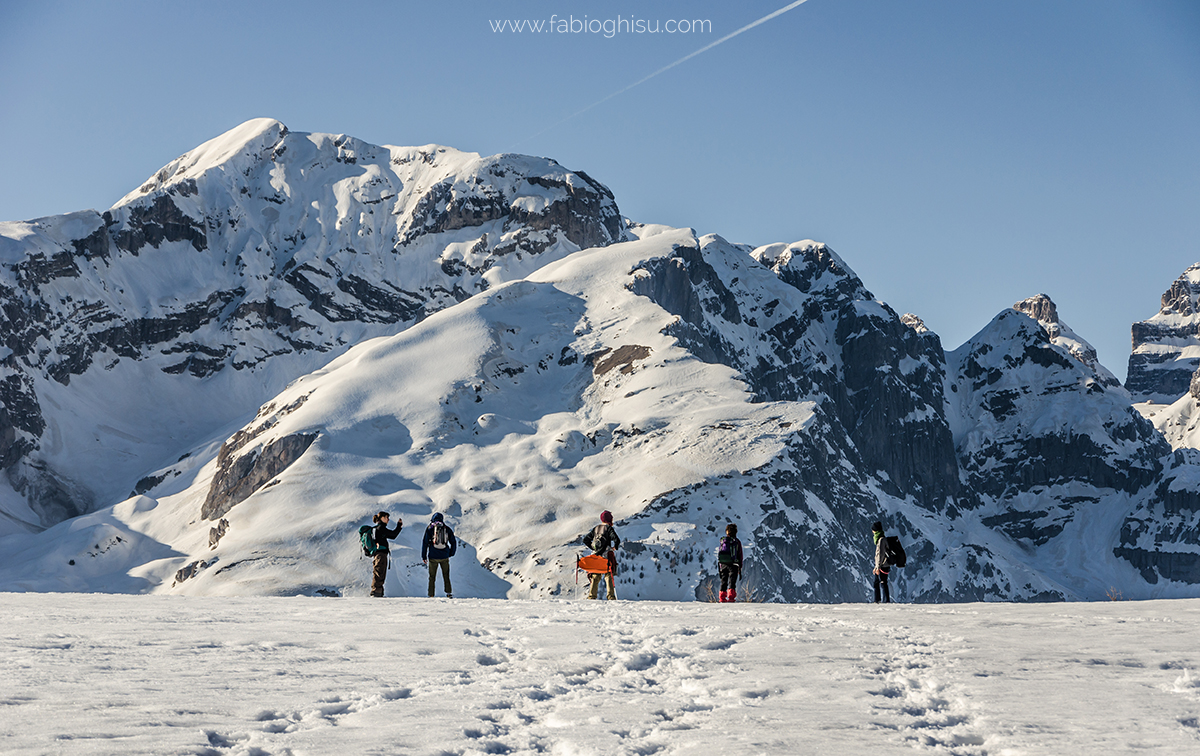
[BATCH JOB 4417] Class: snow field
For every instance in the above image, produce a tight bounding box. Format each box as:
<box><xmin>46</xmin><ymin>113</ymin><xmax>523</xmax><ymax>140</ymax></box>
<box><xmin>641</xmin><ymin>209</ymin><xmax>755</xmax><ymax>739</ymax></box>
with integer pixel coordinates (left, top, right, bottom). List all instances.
<box><xmin>2</xmin><ymin>595</ymin><xmax>1200</xmax><ymax>755</ymax></box>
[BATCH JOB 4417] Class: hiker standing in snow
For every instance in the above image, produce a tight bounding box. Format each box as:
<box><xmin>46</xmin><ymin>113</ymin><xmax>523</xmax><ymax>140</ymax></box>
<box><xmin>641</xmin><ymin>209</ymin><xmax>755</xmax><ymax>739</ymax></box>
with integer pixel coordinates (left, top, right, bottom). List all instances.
<box><xmin>871</xmin><ymin>521</ymin><xmax>891</xmax><ymax>604</ymax></box>
<box><xmin>422</xmin><ymin>513</ymin><xmax>457</xmax><ymax>598</ymax></box>
<box><xmin>584</xmin><ymin>510</ymin><xmax>621</xmax><ymax>600</ymax></box>
<box><xmin>716</xmin><ymin>523</ymin><xmax>744</xmax><ymax>603</ymax></box>
<box><xmin>369</xmin><ymin>511</ymin><xmax>403</xmax><ymax>598</ymax></box>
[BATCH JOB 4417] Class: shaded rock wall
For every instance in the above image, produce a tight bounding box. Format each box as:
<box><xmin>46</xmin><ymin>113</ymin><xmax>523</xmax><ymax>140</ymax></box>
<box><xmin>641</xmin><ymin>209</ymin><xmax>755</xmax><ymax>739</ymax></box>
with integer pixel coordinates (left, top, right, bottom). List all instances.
<box><xmin>1127</xmin><ymin>263</ymin><xmax>1200</xmax><ymax>402</ymax></box>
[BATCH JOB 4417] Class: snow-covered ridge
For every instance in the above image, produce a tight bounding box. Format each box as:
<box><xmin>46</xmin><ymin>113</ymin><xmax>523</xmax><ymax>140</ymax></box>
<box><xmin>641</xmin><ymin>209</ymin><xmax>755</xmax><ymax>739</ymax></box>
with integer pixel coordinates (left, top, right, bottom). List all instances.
<box><xmin>115</xmin><ymin>117</ymin><xmax>290</xmax><ymax>205</ymax></box>
<box><xmin>0</xmin><ymin>119</ymin><xmax>624</xmax><ymax>533</ymax></box>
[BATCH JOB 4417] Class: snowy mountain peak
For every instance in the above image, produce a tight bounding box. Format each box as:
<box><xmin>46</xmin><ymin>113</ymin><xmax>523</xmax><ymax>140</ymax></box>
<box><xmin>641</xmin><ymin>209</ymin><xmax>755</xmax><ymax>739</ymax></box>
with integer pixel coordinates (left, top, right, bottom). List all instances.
<box><xmin>1128</xmin><ymin>262</ymin><xmax>1200</xmax><ymax>403</ymax></box>
<box><xmin>1012</xmin><ymin>294</ymin><xmax>1115</xmax><ymax>382</ymax></box>
<box><xmin>1160</xmin><ymin>262</ymin><xmax>1200</xmax><ymax>316</ymax></box>
<box><xmin>750</xmin><ymin>240</ymin><xmax>871</xmax><ymax>303</ymax></box>
<box><xmin>0</xmin><ymin>120</ymin><xmax>625</xmax><ymax>532</ymax></box>
<box><xmin>116</xmin><ymin>118</ymin><xmax>289</xmax><ymax>205</ymax></box>
<box><xmin>947</xmin><ymin>300</ymin><xmax>1168</xmax><ymax>579</ymax></box>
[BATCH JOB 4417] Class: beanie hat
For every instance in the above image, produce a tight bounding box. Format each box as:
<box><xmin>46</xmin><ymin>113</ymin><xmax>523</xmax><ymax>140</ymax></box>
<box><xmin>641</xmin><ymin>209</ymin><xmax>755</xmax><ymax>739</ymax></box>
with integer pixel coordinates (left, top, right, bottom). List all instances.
<box><xmin>431</xmin><ymin>512</ymin><xmax>445</xmax><ymax>523</ymax></box>
<box><xmin>600</xmin><ymin>510</ymin><xmax>613</xmax><ymax>524</ymax></box>
<box><xmin>872</xmin><ymin>521</ymin><xmax>883</xmax><ymax>532</ymax></box>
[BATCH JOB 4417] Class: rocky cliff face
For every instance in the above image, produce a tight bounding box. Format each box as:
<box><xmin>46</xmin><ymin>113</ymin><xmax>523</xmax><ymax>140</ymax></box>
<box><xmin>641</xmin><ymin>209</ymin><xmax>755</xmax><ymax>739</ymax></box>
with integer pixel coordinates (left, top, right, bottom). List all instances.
<box><xmin>0</xmin><ymin>119</ymin><xmax>624</xmax><ymax>531</ymax></box>
<box><xmin>1117</xmin><ymin>266</ymin><xmax>1200</xmax><ymax>584</ymax></box>
<box><xmin>628</xmin><ymin>238</ymin><xmax>962</xmax><ymax>516</ymax></box>
<box><xmin>1117</xmin><ymin>449</ymin><xmax>1200</xmax><ymax>585</ymax></box>
<box><xmin>1127</xmin><ymin>263</ymin><xmax>1200</xmax><ymax>403</ymax></box>
<box><xmin>750</xmin><ymin>243</ymin><xmax>962</xmax><ymax>513</ymax></box>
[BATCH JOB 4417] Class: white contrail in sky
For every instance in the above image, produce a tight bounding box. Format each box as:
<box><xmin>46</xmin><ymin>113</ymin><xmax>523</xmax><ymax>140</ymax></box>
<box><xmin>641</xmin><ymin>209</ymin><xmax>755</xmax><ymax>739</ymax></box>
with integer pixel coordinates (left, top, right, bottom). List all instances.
<box><xmin>512</xmin><ymin>0</ymin><xmax>813</xmax><ymax>149</ymax></box>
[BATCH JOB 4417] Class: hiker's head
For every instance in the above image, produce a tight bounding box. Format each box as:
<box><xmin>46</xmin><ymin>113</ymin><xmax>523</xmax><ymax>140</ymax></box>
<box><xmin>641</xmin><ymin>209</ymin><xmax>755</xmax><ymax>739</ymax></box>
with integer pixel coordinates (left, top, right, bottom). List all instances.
<box><xmin>872</xmin><ymin>521</ymin><xmax>883</xmax><ymax>533</ymax></box>
<box><xmin>726</xmin><ymin>523</ymin><xmax>737</xmax><ymax>536</ymax></box>
<box><xmin>600</xmin><ymin>510</ymin><xmax>613</xmax><ymax>524</ymax></box>
<box><xmin>431</xmin><ymin>512</ymin><xmax>445</xmax><ymax>524</ymax></box>
<box><xmin>373</xmin><ymin>511</ymin><xmax>389</xmax><ymax>524</ymax></box>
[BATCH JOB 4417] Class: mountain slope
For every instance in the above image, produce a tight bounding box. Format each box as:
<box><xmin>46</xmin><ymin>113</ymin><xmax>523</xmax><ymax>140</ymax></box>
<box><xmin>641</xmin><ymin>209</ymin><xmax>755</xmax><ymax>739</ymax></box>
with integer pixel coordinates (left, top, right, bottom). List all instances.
<box><xmin>0</xmin><ymin>119</ymin><xmax>623</xmax><ymax>534</ymax></box>
<box><xmin>942</xmin><ymin>295</ymin><xmax>1187</xmax><ymax>598</ymax></box>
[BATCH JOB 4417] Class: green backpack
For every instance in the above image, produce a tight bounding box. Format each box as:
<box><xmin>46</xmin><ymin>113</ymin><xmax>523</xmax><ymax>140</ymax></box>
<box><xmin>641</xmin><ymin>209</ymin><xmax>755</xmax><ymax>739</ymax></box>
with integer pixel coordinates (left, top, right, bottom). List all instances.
<box><xmin>360</xmin><ymin>525</ymin><xmax>382</xmax><ymax>557</ymax></box>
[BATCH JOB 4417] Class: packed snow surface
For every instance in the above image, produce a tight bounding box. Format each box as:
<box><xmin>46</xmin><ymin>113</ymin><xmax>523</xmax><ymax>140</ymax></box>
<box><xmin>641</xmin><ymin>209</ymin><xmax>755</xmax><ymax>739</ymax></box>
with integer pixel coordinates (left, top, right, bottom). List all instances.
<box><xmin>3</xmin><ymin>594</ymin><xmax>1200</xmax><ymax>755</ymax></box>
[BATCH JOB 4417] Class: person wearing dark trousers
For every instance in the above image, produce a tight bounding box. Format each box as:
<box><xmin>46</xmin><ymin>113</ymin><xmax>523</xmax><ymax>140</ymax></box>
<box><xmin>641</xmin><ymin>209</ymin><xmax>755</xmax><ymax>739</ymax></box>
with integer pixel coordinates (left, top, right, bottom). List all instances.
<box><xmin>370</xmin><ymin>511</ymin><xmax>402</xmax><ymax>598</ymax></box>
<box><xmin>872</xmin><ymin>520</ymin><xmax>891</xmax><ymax>604</ymax></box>
<box><xmin>717</xmin><ymin>523</ymin><xmax>744</xmax><ymax>603</ymax></box>
<box><xmin>422</xmin><ymin>512</ymin><xmax>457</xmax><ymax>598</ymax></box>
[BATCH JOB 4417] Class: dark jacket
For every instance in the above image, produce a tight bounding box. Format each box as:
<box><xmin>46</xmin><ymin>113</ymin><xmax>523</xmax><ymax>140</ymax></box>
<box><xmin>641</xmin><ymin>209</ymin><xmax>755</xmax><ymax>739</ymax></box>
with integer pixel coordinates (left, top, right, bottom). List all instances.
<box><xmin>587</xmin><ymin>523</ymin><xmax>621</xmax><ymax>555</ymax></box>
<box><xmin>717</xmin><ymin>535</ymin><xmax>743</xmax><ymax>569</ymax></box>
<box><xmin>373</xmin><ymin>522</ymin><xmax>402</xmax><ymax>553</ymax></box>
<box><xmin>422</xmin><ymin>519</ymin><xmax>457</xmax><ymax>561</ymax></box>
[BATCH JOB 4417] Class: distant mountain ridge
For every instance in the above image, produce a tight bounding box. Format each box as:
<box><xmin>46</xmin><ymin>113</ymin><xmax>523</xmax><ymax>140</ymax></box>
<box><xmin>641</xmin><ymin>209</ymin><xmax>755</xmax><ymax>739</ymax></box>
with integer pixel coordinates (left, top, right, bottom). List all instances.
<box><xmin>1</xmin><ymin>119</ymin><xmax>1198</xmax><ymax>602</ymax></box>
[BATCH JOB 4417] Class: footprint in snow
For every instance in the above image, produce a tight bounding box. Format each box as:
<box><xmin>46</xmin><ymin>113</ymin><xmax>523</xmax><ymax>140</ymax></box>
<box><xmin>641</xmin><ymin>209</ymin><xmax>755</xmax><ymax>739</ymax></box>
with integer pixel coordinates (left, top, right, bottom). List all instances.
<box><xmin>700</xmin><ymin>638</ymin><xmax>738</xmax><ymax>651</ymax></box>
<box><xmin>863</xmin><ymin>631</ymin><xmax>988</xmax><ymax>756</ymax></box>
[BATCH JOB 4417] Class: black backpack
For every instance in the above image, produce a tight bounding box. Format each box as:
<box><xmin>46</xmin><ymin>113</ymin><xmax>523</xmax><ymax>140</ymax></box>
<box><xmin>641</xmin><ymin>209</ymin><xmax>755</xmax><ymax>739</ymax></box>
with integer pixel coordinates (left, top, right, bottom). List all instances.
<box><xmin>885</xmin><ymin>535</ymin><xmax>907</xmax><ymax>568</ymax></box>
<box><xmin>588</xmin><ymin>524</ymin><xmax>613</xmax><ymax>554</ymax></box>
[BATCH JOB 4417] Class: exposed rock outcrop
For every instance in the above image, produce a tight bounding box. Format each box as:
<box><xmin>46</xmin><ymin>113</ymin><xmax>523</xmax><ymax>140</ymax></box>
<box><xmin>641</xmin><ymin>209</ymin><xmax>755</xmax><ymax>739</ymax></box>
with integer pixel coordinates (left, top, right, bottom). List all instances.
<box><xmin>201</xmin><ymin>432</ymin><xmax>317</xmax><ymax>520</ymax></box>
<box><xmin>208</xmin><ymin>518</ymin><xmax>229</xmax><ymax>549</ymax></box>
<box><xmin>1127</xmin><ymin>263</ymin><xmax>1200</xmax><ymax>403</ymax></box>
<box><xmin>1116</xmin><ymin>451</ymin><xmax>1200</xmax><ymax>584</ymax></box>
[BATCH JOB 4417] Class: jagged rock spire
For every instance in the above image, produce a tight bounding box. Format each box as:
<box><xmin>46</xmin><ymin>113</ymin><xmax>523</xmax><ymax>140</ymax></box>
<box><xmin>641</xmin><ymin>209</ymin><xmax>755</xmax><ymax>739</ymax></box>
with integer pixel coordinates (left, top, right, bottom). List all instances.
<box><xmin>1012</xmin><ymin>293</ymin><xmax>1057</xmax><ymax>324</ymax></box>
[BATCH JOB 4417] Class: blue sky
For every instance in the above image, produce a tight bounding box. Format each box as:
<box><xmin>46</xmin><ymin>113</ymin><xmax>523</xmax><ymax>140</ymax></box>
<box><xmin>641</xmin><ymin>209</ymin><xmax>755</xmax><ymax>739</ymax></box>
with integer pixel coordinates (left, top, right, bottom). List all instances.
<box><xmin>1</xmin><ymin>0</ymin><xmax>1197</xmax><ymax>380</ymax></box>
